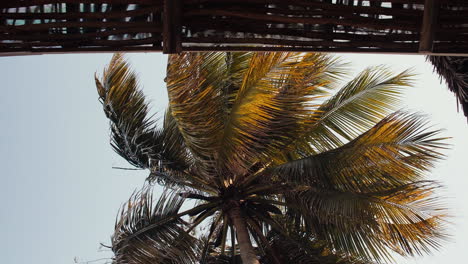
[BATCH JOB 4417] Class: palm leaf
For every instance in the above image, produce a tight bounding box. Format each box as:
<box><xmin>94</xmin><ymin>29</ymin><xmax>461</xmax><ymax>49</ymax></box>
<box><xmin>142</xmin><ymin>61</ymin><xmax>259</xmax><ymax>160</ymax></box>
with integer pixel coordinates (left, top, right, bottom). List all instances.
<box><xmin>112</xmin><ymin>187</ymin><xmax>201</xmax><ymax>264</ymax></box>
<box><xmin>147</xmin><ymin>108</ymin><xmax>196</xmax><ymax>188</ymax></box>
<box><xmin>95</xmin><ymin>53</ymin><xmax>161</xmax><ymax>169</ymax></box>
<box><xmin>284</xmin><ymin>181</ymin><xmax>447</xmax><ymax>262</ymax></box>
<box><xmin>166</xmin><ymin>52</ymin><xmax>237</xmax><ymax>181</ymax></box>
<box><xmin>273</xmin><ymin>112</ymin><xmax>447</xmax><ymax>193</ymax></box>
<box><xmin>218</xmin><ymin>52</ymin><xmax>346</xmax><ymax>177</ymax></box>
<box><xmin>292</xmin><ymin>67</ymin><xmax>414</xmax><ymax>155</ymax></box>
<box><xmin>266</xmin><ymin>219</ymin><xmax>375</xmax><ymax>264</ymax></box>
<box><xmin>272</xmin><ymin>112</ymin><xmax>448</xmax><ymax>262</ymax></box>
<box><xmin>97</xmin><ymin>54</ymin><xmax>194</xmax><ymax>187</ymax></box>
<box><xmin>427</xmin><ymin>55</ymin><xmax>468</xmax><ymax>120</ymax></box>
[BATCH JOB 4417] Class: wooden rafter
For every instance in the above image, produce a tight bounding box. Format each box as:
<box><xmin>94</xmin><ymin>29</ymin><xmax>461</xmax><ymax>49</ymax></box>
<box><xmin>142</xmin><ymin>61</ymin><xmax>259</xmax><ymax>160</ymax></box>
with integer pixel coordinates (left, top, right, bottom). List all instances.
<box><xmin>419</xmin><ymin>0</ymin><xmax>440</xmax><ymax>53</ymax></box>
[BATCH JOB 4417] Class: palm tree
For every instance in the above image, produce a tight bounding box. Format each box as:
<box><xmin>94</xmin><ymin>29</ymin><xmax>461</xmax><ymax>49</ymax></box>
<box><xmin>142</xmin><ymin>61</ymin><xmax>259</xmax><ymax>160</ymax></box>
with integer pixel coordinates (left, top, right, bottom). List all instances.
<box><xmin>95</xmin><ymin>52</ymin><xmax>448</xmax><ymax>264</ymax></box>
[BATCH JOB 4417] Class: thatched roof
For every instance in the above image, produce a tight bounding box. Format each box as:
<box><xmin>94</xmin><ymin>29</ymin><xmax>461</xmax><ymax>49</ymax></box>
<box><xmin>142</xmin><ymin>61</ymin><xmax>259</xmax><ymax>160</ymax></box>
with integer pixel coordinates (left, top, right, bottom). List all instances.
<box><xmin>1</xmin><ymin>1</ymin><xmax>468</xmax><ymax>55</ymax></box>
<box><xmin>427</xmin><ymin>56</ymin><xmax>468</xmax><ymax>121</ymax></box>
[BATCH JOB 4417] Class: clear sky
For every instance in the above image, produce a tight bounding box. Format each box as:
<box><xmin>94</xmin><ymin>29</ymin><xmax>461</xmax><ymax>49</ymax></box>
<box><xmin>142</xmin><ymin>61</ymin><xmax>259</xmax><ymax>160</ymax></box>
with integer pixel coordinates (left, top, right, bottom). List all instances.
<box><xmin>0</xmin><ymin>52</ymin><xmax>467</xmax><ymax>264</ymax></box>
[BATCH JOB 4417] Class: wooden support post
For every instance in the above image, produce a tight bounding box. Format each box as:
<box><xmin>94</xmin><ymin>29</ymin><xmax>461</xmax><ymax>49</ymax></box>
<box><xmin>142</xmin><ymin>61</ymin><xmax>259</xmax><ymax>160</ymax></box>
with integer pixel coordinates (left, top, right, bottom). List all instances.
<box><xmin>163</xmin><ymin>0</ymin><xmax>182</xmax><ymax>54</ymax></box>
<box><xmin>419</xmin><ymin>0</ymin><xmax>439</xmax><ymax>54</ymax></box>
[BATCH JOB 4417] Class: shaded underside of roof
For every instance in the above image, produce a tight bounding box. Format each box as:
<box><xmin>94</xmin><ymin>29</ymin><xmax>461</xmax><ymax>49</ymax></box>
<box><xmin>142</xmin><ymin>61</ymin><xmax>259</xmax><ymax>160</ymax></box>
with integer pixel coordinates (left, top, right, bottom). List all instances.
<box><xmin>1</xmin><ymin>0</ymin><xmax>468</xmax><ymax>56</ymax></box>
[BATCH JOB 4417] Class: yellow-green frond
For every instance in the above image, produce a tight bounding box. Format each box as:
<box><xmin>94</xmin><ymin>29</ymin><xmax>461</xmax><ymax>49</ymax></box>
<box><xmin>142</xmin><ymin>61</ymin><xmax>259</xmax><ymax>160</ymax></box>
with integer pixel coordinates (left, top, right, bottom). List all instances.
<box><xmin>296</xmin><ymin>66</ymin><xmax>415</xmax><ymax>154</ymax></box>
<box><xmin>218</xmin><ymin>52</ymin><xmax>346</xmax><ymax>178</ymax></box>
<box><xmin>273</xmin><ymin>112</ymin><xmax>447</xmax><ymax>193</ymax></box>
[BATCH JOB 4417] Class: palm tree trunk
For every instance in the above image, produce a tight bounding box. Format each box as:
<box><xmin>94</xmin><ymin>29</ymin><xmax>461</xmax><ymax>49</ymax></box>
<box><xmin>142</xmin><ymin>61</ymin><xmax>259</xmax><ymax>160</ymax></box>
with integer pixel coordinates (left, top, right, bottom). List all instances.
<box><xmin>228</xmin><ymin>205</ymin><xmax>259</xmax><ymax>264</ymax></box>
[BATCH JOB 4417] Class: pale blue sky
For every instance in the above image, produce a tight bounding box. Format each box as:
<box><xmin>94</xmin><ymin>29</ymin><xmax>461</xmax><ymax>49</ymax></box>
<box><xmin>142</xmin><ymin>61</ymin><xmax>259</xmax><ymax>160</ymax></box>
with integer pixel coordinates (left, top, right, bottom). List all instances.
<box><xmin>0</xmin><ymin>52</ymin><xmax>467</xmax><ymax>264</ymax></box>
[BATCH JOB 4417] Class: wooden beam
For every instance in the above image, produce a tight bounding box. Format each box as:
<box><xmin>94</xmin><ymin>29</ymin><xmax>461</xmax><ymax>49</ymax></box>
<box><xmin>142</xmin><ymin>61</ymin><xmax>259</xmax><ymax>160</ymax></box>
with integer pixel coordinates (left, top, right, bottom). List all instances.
<box><xmin>419</xmin><ymin>0</ymin><xmax>439</xmax><ymax>53</ymax></box>
<box><xmin>163</xmin><ymin>0</ymin><xmax>181</xmax><ymax>54</ymax></box>
<box><xmin>0</xmin><ymin>6</ymin><xmax>162</xmax><ymax>20</ymax></box>
<box><xmin>2</xmin><ymin>47</ymin><xmax>468</xmax><ymax>57</ymax></box>
<box><xmin>185</xmin><ymin>9</ymin><xmax>420</xmax><ymax>31</ymax></box>
<box><xmin>0</xmin><ymin>0</ymin><xmax>155</xmax><ymax>8</ymax></box>
<box><xmin>0</xmin><ymin>45</ymin><xmax>163</xmax><ymax>55</ymax></box>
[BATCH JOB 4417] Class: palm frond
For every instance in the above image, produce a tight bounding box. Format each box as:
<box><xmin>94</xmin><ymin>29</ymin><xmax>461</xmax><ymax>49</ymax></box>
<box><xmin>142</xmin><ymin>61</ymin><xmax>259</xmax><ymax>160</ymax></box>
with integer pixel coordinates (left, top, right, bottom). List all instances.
<box><xmin>293</xmin><ymin>67</ymin><xmax>413</xmax><ymax>154</ymax></box>
<box><xmin>285</xmin><ymin>181</ymin><xmax>447</xmax><ymax>262</ymax></box>
<box><xmin>273</xmin><ymin>112</ymin><xmax>447</xmax><ymax>193</ymax></box>
<box><xmin>167</xmin><ymin>52</ymin><xmax>244</xmax><ymax>181</ymax></box>
<box><xmin>97</xmin><ymin>54</ymin><xmax>193</xmax><ymax>186</ymax></box>
<box><xmin>146</xmin><ymin>108</ymin><xmax>198</xmax><ymax>189</ymax></box>
<box><xmin>218</xmin><ymin>52</ymin><xmax>346</xmax><ymax>177</ymax></box>
<box><xmin>267</xmin><ymin>223</ymin><xmax>375</xmax><ymax>264</ymax></box>
<box><xmin>112</xmin><ymin>187</ymin><xmax>201</xmax><ymax>264</ymax></box>
<box><xmin>427</xmin><ymin>55</ymin><xmax>468</xmax><ymax>121</ymax></box>
<box><xmin>96</xmin><ymin>53</ymin><xmax>161</xmax><ymax>169</ymax></box>
<box><xmin>161</xmin><ymin>108</ymin><xmax>191</xmax><ymax>172</ymax></box>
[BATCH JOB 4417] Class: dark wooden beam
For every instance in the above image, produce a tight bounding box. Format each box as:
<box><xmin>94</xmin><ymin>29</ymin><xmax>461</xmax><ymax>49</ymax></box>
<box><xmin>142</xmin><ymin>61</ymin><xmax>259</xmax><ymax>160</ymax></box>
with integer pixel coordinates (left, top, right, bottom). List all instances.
<box><xmin>0</xmin><ymin>6</ymin><xmax>162</xmax><ymax>20</ymax></box>
<box><xmin>163</xmin><ymin>0</ymin><xmax>181</xmax><ymax>54</ymax></box>
<box><xmin>419</xmin><ymin>0</ymin><xmax>439</xmax><ymax>53</ymax></box>
<box><xmin>0</xmin><ymin>0</ymin><xmax>155</xmax><ymax>8</ymax></box>
<box><xmin>185</xmin><ymin>9</ymin><xmax>420</xmax><ymax>31</ymax></box>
